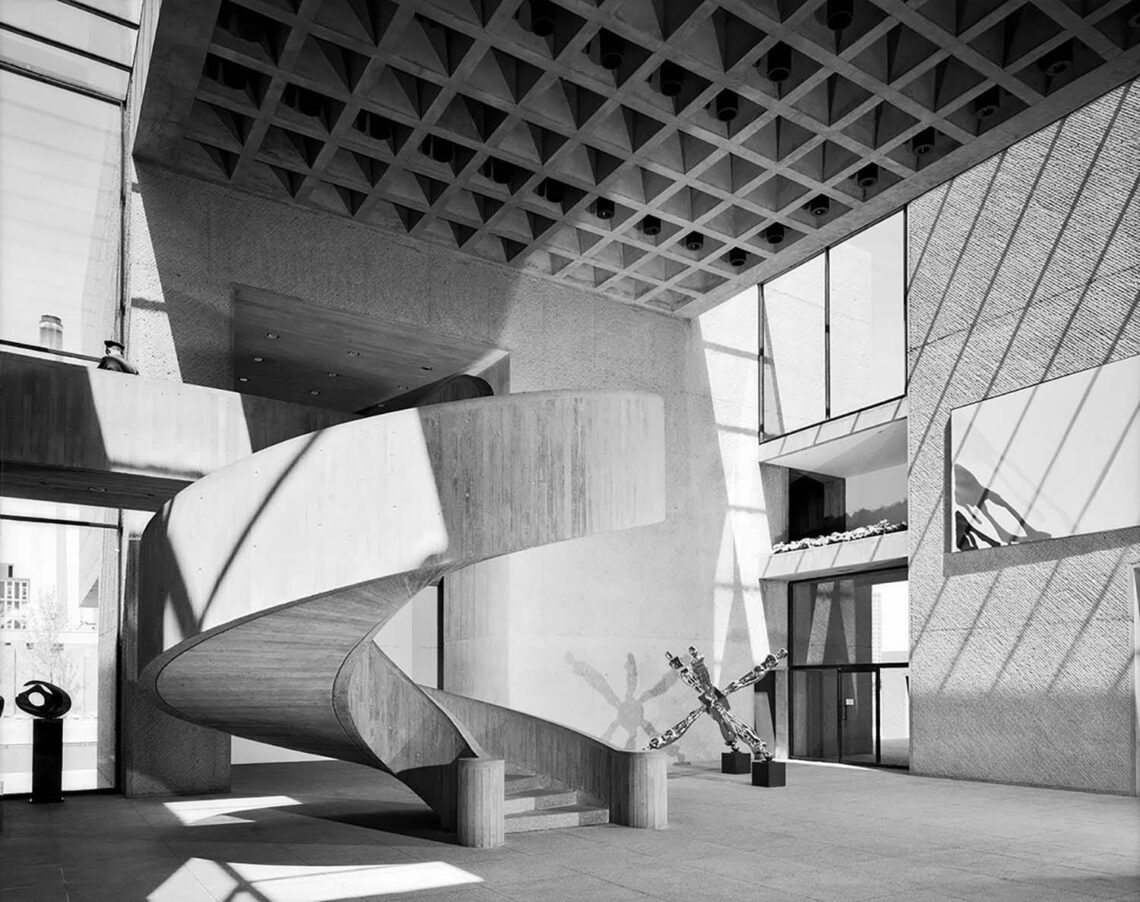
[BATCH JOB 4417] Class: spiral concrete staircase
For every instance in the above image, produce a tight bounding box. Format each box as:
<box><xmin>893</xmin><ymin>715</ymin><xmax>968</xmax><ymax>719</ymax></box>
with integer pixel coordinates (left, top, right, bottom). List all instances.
<box><xmin>134</xmin><ymin>390</ymin><xmax>668</xmax><ymax>846</ymax></box>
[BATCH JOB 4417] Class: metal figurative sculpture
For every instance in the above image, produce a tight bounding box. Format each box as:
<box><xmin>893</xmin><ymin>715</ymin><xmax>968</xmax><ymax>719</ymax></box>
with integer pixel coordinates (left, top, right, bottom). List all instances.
<box><xmin>646</xmin><ymin>647</ymin><xmax>788</xmax><ymax>760</ymax></box>
<box><xmin>15</xmin><ymin>680</ymin><xmax>72</xmax><ymax>719</ymax></box>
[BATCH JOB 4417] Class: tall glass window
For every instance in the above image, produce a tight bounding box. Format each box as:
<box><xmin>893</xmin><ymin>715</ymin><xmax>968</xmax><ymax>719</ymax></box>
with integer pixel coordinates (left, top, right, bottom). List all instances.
<box><xmin>829</xmin><ymin>214</ymin><xmax>906</xmax><ymax>416</ymax></box>
<box><xmin>0</xmin><ymin>500</ymin><xmax>120</xmax><ymax>792</ymax></box>
<box><xmin>0</xmin><ymin>70</ymin><xmax>123</xmax><ymax>356</ymax></box>
<box><xmin>761</xmin><ymin>211</ymin><xmax>906</xmax><ymax>438</ymax></box>
<box><xmin>761</xmin><ymin>255</ymin><xmax>825</xmax><ymax>435</ymax></box>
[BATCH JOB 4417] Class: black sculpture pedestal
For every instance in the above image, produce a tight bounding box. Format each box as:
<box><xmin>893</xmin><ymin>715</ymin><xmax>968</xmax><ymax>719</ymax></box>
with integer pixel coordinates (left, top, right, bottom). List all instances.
<box><xmin>30</xmin><ymin>719</ymin><xmax>63</xmax><ymax>803</ymax></box>
<box><xmin>751</xmin><ymin>759</ymin><xmax>786</xmax><ymax>787</ymax></box>
<box><xmin>721</xmin><ymin>750</ymin><xmax>752</xmax><ymax>774</ymax></box>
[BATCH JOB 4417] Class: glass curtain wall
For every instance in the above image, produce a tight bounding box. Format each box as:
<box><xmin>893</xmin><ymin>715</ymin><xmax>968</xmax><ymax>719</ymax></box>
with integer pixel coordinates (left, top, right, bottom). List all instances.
<box><xmin>760</xmin><ymin>211</ymin><xmax>906</xmax><ymax>437</ymax></box>
<box><xmin>0</xmin><ymin>0</ymin><xmax>138</xmax><ymax>358</ymax></box>
<box><xmin>0</xmin><ymin>500</ymin><xmax>121</xmax><ymax>792</ymax></box>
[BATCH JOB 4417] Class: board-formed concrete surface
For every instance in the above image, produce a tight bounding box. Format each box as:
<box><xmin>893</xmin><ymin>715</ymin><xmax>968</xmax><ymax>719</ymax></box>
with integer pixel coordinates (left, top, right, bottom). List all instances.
<box><xmin>1</xmin><ymin>760</ymin><xmax>1136</xmax><ymax>901</ymax></box>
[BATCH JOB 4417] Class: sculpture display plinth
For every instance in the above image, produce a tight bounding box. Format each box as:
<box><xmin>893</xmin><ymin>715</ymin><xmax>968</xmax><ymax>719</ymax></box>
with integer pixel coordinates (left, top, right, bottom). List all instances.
<box><xmin>721</xmin><ymin>750</ymin><xmax>751</xmax><ymax>774</ymax></box>
<box><xmin>752</xmin><ymin>758</ymin><xmax>786</xmax><ymax>787</ymax></box>
<box><xmin>16</xmin><ymin>680</ymin><xmax>72</xmax><ymax>804</ymax></box>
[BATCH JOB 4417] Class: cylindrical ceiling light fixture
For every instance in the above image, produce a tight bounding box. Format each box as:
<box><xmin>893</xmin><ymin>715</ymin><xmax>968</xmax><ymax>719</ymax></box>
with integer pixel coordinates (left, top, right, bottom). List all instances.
<box><xmin>640</xmin><ymin>215</ymin><xmax>661</xmax><ymax>236</ymax></box>
<box><xmin>684</xmin><ymin>231</ymin><xmax>704</xmax><ymax>251</ymax></box>
<box><xmin>529</xmin><ymin>0</ymin><xmax>556</xmax><ymax>37</ymax></box>
<box><xmin>766</xmin><ymin>42</ymin><xmax>792</xmax><ymax>83</ymax></box>
<box><xmin>728</xmin><ymin>247</ymin><xmax>748</xmax><ymax>267</ymax></box>
<box><xmin>911</xmin><ymin>127</ymin><xmax>936</xmax><ymax>156</ymax></box>
<box><xmin>598</xmin><ymin>30</ymin><xmax>625</xmax><ymax>70</ymax></box>
<box><xmin>714</xmin><ymin>90</ymin><xmax>739</xmax><ymax>122</ymax></box>
<box><xmin>594</xmin><ymin>197</ymin><xmax>615</xmax><ymax>219</ymax></box>
<box><xmin>973</xmin><ymin>86</ymin><xmax>1001</xmax><ymax>120</ymax></box>
<box><xmin>807</xmin><ymin>195</ymin><xmax>830</xmax><ymax>217</ymax></box>
<box><xmin>825</xmin><ymin>0</ymin><xmax>854</xmax><ymax>31</ymax></box>
<box><xmin>764</xmin><ymin>223</ymin><xmax>786</xmax><ymax>245</ymax></box>
<box><xmin>854</xmin><ymin>163</ymin><xmax>879</xmax><ymax>188</ymax></box>
<box><xmin>658</xmin><ymin>61</ymin><xmax>684</xmax><ymax>97</ymax></box>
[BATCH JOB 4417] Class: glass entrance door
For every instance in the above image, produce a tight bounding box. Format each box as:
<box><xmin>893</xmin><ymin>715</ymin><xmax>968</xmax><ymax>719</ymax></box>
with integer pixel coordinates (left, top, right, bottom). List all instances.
<box><xmin>788</xmin><ymin>568</ymin><xmax>910</xmax><ymax>769</ymax></box>
<box><xmin>838</xmin><ymin>667</ymin><xmax>876</xmax><ymax>765</ymax></box>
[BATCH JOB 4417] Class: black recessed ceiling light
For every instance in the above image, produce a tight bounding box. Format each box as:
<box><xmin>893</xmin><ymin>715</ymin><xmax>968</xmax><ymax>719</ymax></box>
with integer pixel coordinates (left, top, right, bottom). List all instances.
<box><xmin>911</xmin><ymin>127</ymin><xmax>936</xmax><ymax>156</ymax></box>
<box><xmin>252</xmin><ymin>355</ymin><xmax>264</xmax><ymax>362</ymax></box>
<box><xmin>1038</xmin><ymin>41</ymin><xmax>1073</xmax><ymax>78</ymax></box>
<box><xmin>807</xmin><ymin>195</ymin><xmax>830</xmax><ymax>217</ymax></box>
<box><xmin>684</xmin><ymin>231</ymin><xmax>704</xmax><ymax>251</ymax></box>
<box><xmin>728</xmin><ymin>247</ymin><xmax>748</xmax><ymax>267</ymax></box>
<box><xmin>765</xmin><ymin>223</ymin><xmax>786</xmax><ymax>245</ymax></box>
<box><xmin>421</xmin><ymin>134</ymin><xmax>454</xmax><ymax>163</ymax></box>
<box><xmin>421</xmin><ymin>365</ymin><xmax>433</xmax><ymax>371</ymax></box>
<box><xmin>766</xmin><ymin>43</ymin><xmax>792</xmax><ymax>83</ymax></box>
<box><xmin>974</xmin><ymin>87</ymin><xmax>1001</xmax><ymax>120</ymax></box>
<box><xmin>265</xmin><ymin>332</ymin><xmax>279</xmax><ymax>339</ymax></box>
<box><xmin>597</xmin><ymin>30</ymin><xmax>624</xmax><ymax>70</ymax></box>
<box><xmin>594</xmin><ymin>197</ymin><xmax>615</xmax><ymax>219</ymax></box>
<box><xmin>714</xmin><ymin>90</ymin><xmax>739</xmax><ymax>122</ymax></box>
<box><xmin>640</xmin><ymin>215</ymin><xmax>661</xmax><ymax>236</ymax></box>
<box><xmin>309</xmin><ymin>389</ymin><xmax>320</xmax><ymax>396</ymax></box>
<box><xmin>658</xmin><ymin>61</ymin><xmax>684</xmax><ymax>97</ymax></box>
<box><xmin>238</xmin><ymin>376</ymin><xmax>249</xmax><ymax>383</ymax></box>
<box><xmin>536</xmin><ymin>178</ymin><xmax>565</xmax><ymax>204</ymax></box>
<box><xmin>825</xmin><ymin>0</ymin><xmax>854</xmax><ymax>31</ymax></box>
<box><xmin>529</xmin><ymin>0</ymin><xmax>556</xmax><ymax>37</ymax></box>
<box><xmin>855</xmin><ymin>163</ymin><xmax>879</xmax><ymax>188</ymax></box>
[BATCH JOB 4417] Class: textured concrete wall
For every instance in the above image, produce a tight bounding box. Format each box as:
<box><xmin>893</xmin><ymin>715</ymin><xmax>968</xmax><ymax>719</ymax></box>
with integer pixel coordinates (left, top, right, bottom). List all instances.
<box><xmin>126</xmin><ymin>163</ymin><xmax>779</xmax><ymax>770</ymax></box>
<box><xmin>907</xmin><ymin>80</ymin><xmax>1140</xmax><ymax>794</ymax></box>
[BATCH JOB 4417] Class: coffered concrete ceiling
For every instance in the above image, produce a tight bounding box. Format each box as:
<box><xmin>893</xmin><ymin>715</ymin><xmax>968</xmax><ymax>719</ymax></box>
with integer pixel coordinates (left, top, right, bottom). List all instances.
<box><xmin>134</xmin><ymin>0</ymin><xmax>1140</xmax><ymax>317</ymax></box>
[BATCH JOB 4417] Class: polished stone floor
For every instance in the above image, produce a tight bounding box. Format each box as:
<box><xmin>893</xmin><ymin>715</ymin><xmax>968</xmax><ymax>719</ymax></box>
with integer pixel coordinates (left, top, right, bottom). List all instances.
<box><xmin>1</xmin><ymin>759</ymin><xmax>1136</xmax><ymax>901</ymax></box>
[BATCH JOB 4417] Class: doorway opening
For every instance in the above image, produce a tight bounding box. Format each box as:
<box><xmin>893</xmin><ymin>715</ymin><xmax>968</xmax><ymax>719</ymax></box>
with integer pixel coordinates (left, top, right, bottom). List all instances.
<box><xmin>788</xmin><ymin>568</ymin><xmax>909</xmax><ymax>769</ymax></box>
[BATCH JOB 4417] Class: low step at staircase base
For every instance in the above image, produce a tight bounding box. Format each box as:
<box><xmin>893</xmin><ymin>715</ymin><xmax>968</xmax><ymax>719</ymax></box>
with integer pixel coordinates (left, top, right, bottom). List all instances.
<box><xmin>504</xmin><ymin>804</ymin><xmax>610</xmax><ymax>833</ymax></box>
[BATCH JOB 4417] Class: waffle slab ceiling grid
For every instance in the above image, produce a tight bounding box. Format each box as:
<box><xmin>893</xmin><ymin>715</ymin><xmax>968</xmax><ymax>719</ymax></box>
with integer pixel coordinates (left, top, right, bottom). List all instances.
<box><xmin>135</xmin><ymin>0</ymin><xmax>1140</xmax><ymax>316</ymax></box>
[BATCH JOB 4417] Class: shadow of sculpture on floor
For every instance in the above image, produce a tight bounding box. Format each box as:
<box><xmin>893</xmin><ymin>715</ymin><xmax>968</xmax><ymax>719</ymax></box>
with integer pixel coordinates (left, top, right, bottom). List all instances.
<box><xmin>565</xmin><ymin>652</ymin><xmax>683</xmax><ymax>761</ymax></box>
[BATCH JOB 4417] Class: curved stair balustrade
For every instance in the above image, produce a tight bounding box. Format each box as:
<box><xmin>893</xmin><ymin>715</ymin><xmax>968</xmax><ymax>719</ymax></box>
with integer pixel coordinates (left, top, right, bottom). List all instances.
<box><xmin>137</xmin><ymin>390</ymin><xmax>666</xmax><ymax>845</ymax></box>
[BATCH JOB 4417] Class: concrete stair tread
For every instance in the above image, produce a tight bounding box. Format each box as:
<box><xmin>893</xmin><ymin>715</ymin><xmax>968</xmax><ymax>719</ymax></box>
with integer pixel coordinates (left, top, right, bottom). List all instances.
<box><xmin>504</xmin><ymin>803</ymin><xmax>610</xmax><ymax>833</ymax></box>
<box><xmin>503</xmin><ymin>787</ymin><xmax>580</xmax><ymax>814</ymax></box>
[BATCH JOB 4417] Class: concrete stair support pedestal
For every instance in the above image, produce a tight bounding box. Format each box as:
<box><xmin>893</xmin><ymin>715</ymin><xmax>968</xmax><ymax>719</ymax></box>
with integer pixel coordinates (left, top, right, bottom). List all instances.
<box><xmin>457</xmin><ymin>758</ymin><xmax>505</xmax><ymax>848</ymax></box>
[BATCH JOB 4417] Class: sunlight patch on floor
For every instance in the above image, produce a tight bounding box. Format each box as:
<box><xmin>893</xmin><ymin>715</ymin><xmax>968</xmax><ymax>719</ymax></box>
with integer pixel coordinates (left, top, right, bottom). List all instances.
<box><xmin>162</xmin><ymin>795</ymin><xmax>300</xmax><ymax>826</ymax></box>
<box><xmin>148</xmin><ymin>859</ymin><xmax>483</xmax><ymax>901</ymax></box>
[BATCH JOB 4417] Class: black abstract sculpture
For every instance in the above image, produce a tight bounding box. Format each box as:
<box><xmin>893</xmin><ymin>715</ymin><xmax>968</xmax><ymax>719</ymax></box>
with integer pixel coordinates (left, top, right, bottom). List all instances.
<box><xmin>17</xmin><ymin>680</ymin><xmax>72</xmax><ymax>803</ymax></box>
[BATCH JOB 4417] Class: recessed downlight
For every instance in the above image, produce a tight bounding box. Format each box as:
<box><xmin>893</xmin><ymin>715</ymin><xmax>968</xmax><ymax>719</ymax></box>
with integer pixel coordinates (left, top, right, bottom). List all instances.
<box><xmin>265</xmin><ymin>332</ymin><xmax>279</xmax><ymax>339</ymax></box>
<box><xmin>397</xmin><ymin>384</ymin><xmax>408</xmax><ymax>390</ymax></box>
<box><xmin>238</xmin><ymin>377</ymin><xmax>249</xmax><ymax>383</ymax></box>
<box><xmin>88</xmin><ymin>486</ymin><xmax>107</xmax><ymax>493</ymax></box>
<box><xmin>346</xmin><ymin>349</ymin><xmax>360</xmax><ymax>357</ymax></box>
<box><xmin>309</xmin><ymin>389</ymin><xmax>320</xmax><ymax>396</ymax></box>
<box><xmin>252</xmin><ymin>356</ymin><xmax>264</xmax><ymax>362</ymax></box>
<box><xmin>327</xmin><ymin>371</ymin><xmax>339</xmax><ymax>378</ymax></box>
<box><xmin>421</xmin><ymin>365</ymin><xmax>433</xmax><ymax>371</ymax></box>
